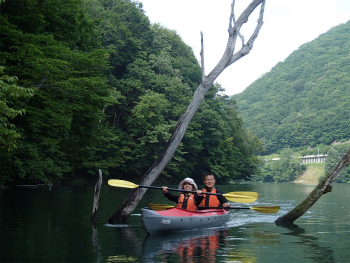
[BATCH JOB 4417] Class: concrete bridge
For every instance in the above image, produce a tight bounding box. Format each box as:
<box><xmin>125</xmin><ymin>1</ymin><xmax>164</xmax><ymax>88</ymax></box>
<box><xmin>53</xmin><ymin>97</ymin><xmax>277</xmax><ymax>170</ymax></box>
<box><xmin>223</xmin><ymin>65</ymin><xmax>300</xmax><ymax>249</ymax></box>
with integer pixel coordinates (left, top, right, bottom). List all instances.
<box><xmin>301</xmin><ymin>154</ymin><xmax>327</xmax><ymax>164</ymax></box>
<box><xmin>265</xmin><ymin>154</ymin><xmax>328</xmax><ymax>164</ymax></box>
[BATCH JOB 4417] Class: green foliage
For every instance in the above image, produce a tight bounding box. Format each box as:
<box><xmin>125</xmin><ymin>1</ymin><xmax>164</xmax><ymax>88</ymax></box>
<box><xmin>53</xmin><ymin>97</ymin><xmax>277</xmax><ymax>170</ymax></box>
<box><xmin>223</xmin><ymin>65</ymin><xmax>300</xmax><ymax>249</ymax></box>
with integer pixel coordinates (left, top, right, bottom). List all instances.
<box><xmin>0</xmin><ymin>67</ymin><xmax>34</xmax><ymax>151</ymax></box>
<box><xmin>0</xmin><ymin>0</ymin><xmax>113</xmax><ymax>185</ymax></box>
<box><xmin>255</xmin><ymin>143</ymin><xmax>350</xmax><ymax>183</ymax></box>
<box><xmin>187</xmin><ymin>85</ymin><xmax>263</xmax><ymax>183</ymax></box>
<box><xmin>232</xmin><ymin>21</ymin><xmax>350</xmax><ymax>154</ymax></box>
<box><xmin>325</xmin><ymin>147</ymin><xmax>350</xmax><ymax>183</ymax></box>
<box><xmin>0</xmin><ymin>0</ymin><xmax>261</xmax><ymax>186</ymax></box>
<box><xmin>256</xmin><ymin>148</ymin><xmax>306</xmax><ymax>182</ymax></box>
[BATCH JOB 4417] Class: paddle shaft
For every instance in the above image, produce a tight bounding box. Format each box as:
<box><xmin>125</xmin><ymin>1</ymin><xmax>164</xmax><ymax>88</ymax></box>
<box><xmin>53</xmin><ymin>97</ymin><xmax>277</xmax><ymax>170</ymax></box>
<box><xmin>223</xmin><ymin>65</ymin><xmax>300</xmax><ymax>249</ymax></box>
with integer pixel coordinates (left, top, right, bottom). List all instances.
<box><xmin>198</xmin><ymin>205</ymin><xmax>280</xmax><ymax>213</ymax></box>
<box><xmin>139</xmin><ymin>184</ymin><xmax>225</xmax><ymax>197</ymax></box>
<box><xmin>198</xmin><ymin>206</ymin><xmax>249</xmax><ymax>210</ymax></box>
<box><xmin>107</xmin><ymin>179</ymin><xmax>258</xmax><ymax>203</ymax></box>
<box><xmin>148</xmin><ymin>203</ymin><xmax>280</xmax><ymax>213</ymax></box>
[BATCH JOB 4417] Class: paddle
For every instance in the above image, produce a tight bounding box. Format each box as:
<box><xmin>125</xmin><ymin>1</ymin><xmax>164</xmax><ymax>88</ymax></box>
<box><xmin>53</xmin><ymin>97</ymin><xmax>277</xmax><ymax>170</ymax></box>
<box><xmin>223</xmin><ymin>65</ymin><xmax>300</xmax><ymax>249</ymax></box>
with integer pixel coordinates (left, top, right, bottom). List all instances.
<box><xmin>198</xmin><ymin>206</ymin><xmax>280</xmax><ymax>213</ymax></box>
<box><xmin>147</xmin><ymin>203</ymin><xmax>174</xmax><ymax>210</ymax></box>
<box><xmin>108</xmin><ymin>179</ymin><xmax>258</xmax><ymax>203</ymax></box>
<box><xmin>147</xmin><ymin>203</ymin><xmax>280</xmax><ymax>213</ymax></box>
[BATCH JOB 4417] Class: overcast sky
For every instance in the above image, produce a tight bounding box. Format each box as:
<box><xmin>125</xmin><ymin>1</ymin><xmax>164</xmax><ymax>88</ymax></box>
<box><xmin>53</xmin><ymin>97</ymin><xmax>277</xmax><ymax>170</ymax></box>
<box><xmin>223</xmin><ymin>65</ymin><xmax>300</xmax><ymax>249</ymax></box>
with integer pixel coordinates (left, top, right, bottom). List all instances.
<box><xmin>139</xmin><ymin>0</ymin><xmax>350</xmax><ymax>96</ymax></box>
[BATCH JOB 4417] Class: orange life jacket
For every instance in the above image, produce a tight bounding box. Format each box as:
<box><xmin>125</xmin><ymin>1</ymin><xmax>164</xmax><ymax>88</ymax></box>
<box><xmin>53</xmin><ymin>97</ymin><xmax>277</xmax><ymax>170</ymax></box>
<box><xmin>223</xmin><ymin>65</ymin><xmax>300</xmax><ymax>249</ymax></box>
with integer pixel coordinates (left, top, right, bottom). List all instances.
<box><xmin>199</xmin><ymin>188</ymin><xmax>220</xmax><ymax>207</ymax></box>
<box><xmin>176</xmin><ymin>194</ymin><xmax>197</xmax><ymax>211</ymax></box>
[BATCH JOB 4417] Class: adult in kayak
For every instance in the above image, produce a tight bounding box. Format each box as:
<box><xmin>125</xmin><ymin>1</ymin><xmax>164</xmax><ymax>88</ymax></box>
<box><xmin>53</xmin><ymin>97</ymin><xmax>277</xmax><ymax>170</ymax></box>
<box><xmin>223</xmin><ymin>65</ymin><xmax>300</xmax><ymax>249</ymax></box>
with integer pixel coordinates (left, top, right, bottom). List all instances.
<box><xmin>162</xmin><ymin>178</ymin><xmax>203</xmax><ymax>211</ymax></box>
<box><xmin>198</xmin><ymin>173</ymin><xmax>231</xmax><ymax>208</ymax></box>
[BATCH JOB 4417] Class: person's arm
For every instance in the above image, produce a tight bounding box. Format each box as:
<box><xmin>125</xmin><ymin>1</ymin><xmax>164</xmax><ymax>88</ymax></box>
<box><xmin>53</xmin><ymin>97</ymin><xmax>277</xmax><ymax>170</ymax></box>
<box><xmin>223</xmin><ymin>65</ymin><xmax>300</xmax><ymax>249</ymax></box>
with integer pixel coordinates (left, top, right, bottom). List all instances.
<box><xmin>216</xmin><ymin>188</ymin><xmax>231</xmax><ymax>207</ymax></box>
<box><xmin>163</xmin><ymin>191</ymin><xmax>179</xmax><ymax>203</ymax></box>
<box><xmin>194</xmin><ymin>191</ymin><xmax>204</xmax><ymax>205</ymax></box>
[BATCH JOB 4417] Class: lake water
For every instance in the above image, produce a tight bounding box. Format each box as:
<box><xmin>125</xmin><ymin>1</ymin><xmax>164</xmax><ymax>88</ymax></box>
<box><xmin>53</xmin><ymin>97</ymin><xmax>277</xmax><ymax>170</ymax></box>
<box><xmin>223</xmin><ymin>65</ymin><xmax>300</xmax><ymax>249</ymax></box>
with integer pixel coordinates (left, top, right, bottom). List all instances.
<box><xmin>0</xmin><ymin>182</ymin><xmax>349</xmax><ymax>262</ymax></box>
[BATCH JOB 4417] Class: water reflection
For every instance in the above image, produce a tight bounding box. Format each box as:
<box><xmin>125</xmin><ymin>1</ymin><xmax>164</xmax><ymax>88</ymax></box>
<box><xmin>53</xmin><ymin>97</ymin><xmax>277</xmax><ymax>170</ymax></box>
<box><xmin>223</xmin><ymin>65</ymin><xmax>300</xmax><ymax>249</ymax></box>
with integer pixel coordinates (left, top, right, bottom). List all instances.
<box><xmin>142</xmin><ymin>229</ymin><xmax>229</xmax><ymax>262</ymax></box>
<box><xmin>278</xmin><ymin>223</ymin><xmax>334</xmax><ymax>263</ymax></box>
<box><xmin>92</xmin><ymin>226</ymin><xmax>101</xmax><ymax>263</ymax></box>
<box><xmin>103</xmin><ymin>226</ymin><xmax>144</xmax><ymax>262</ymax></box>
<box><xmin>95</xmin><ymin>218</ymin><xmax>337</xmax><ymax>263</ymax></box>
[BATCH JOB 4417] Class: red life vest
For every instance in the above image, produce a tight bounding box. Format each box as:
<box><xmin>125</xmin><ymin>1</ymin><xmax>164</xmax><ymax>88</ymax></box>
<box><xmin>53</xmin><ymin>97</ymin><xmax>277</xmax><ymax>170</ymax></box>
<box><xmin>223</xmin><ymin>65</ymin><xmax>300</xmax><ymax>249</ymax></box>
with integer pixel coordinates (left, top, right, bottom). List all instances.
<box><xmin>176</xmin><ymin>194</ymin><xmax>197</xmax><ymax>211</ymax></box>
<box><xmin>199</xmin><ymin>188</ymin><xmax>220</xmax><ymax>207</ymax></box>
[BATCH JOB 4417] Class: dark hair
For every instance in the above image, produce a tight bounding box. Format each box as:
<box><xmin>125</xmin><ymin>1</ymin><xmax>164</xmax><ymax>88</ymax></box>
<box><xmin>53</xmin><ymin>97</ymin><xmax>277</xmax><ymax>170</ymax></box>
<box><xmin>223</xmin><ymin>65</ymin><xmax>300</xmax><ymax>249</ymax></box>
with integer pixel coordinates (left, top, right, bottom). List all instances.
<box><xmin>203</xmin><ymin>173</ymin><xmax>216</xmax><ymax>180</ymax></box>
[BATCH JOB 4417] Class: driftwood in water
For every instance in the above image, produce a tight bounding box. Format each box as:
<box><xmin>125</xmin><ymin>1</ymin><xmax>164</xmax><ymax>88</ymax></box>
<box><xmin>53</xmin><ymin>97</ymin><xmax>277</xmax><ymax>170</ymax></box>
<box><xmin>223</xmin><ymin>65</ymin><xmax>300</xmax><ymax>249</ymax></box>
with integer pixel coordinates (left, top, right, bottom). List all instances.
<box><xmin>108</xmin><ymin>0</ymin><xmax>266</xmax><ymax>223</ymax></box>
<box><xmin>91</xmin><ymin>169</ymin><xmax>103</xmax><ymax>225</ymax></box>
<box><xmin>276</xmin><ymin>148</ymin><xmax>350</xmax><ymax>224</ymax></box>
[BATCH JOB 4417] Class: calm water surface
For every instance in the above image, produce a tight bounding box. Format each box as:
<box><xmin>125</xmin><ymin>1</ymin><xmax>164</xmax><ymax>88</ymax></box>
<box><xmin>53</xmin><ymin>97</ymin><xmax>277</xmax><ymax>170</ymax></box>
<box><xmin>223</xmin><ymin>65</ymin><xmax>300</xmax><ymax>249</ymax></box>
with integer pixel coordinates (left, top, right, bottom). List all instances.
<box><xmin>0</xmin><ymin>182</ymin><xmax>349</xmax><ymax>262</ymax></box>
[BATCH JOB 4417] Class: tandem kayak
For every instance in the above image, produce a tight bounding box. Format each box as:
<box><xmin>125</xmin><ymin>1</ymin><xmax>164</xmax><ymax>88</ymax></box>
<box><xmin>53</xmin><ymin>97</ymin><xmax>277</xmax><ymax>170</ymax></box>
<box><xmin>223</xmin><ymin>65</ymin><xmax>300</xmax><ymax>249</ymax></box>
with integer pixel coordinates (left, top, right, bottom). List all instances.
<box><xmin>141</xmin><ymin>207</ymin><xmax>230</xmax><ymax>234</ymax></box>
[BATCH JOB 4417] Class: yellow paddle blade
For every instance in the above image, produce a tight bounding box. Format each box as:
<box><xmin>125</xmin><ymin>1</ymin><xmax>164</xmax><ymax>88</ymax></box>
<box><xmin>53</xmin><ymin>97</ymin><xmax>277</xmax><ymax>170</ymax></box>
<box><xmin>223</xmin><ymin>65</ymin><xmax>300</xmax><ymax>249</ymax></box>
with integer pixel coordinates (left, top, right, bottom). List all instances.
<box><xmin>108</xmin><ymin>179</ymin><xmax>139</xmax><ymax>189</ymax></box>
<box><xmin>224</xmin><ymin>192</ymin><xmax>258</xmax><ymax>203</ymax></box>
<box><xmin>148</xmin><ymin>203</ymin><xmax>174</xmax><ymax>210</ymax></box>
<box><xmin>250</xmin><ymin>206</ymin><xmax>280</xmax><ymax>213</ymax></box>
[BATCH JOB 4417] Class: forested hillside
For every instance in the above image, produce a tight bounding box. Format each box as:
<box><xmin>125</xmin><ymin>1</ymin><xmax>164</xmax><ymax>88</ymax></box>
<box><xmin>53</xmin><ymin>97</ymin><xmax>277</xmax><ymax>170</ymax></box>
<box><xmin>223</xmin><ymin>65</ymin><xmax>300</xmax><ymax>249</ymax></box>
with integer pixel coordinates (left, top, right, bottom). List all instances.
<box><xmin>232</xmin><ymin>21</ymin><xmax>350</xmax><ymax>154</ymax></box>
<box><xmin>0</xmin><ymin>0</ymin><xmax>262</xmax><ymax>187</ymax></box>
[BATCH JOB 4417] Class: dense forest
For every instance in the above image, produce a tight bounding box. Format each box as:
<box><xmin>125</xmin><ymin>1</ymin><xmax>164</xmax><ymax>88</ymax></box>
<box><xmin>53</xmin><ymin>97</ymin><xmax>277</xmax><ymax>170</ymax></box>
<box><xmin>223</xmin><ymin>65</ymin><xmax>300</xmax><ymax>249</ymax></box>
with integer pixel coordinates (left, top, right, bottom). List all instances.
<box><xmin>232</xmin><ymin>21</ymin><xmax>350</xmax><ymax>154</ymax></box>
<box><xmin>0</xmin><ymin>0</ymin><xmax>262</xmax><ymax>188</ymax></box>
<box><xmin>231</xmin><ymin>20</ymin><xmax>350</xmax><ymax>183</ymax></box>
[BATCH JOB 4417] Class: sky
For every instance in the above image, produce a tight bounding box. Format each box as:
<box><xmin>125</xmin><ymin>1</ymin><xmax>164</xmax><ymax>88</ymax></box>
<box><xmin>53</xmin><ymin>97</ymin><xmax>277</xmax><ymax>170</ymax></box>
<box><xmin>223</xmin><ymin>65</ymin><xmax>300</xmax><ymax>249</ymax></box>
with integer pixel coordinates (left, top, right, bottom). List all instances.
<box><xmin>139</xmin><ymin>0</ymin><xmax>350</xmax><ymax>96</ymax></box>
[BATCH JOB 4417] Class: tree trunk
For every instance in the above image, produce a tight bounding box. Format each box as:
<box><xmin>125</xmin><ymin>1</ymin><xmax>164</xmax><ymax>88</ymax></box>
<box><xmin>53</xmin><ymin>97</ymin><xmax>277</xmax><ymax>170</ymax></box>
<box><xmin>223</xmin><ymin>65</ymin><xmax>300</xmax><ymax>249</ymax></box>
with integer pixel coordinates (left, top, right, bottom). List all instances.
<box><xmin>275</xmin><ymin>148</ymin><xmax>350</xmax><ymax>224</ymax></box>
<box><xmin>108</xmin><ymin>0</ymin><xmax>265</xmax><ymax>223</ymax></box>
<box><xmin>91</xmin><ymin>169</ymin><xmax>103</xmax><ymax>226</ymax></box>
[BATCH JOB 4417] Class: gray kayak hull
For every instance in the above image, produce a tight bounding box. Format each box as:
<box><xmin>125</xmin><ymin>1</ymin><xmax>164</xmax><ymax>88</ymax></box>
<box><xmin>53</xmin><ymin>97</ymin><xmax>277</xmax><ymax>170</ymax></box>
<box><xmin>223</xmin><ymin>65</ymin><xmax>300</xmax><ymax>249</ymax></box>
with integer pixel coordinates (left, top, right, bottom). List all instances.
<box><xmin>141</xmin><ymin>207</ymin><xmax>230</xmax><ymax>234</ymax></box>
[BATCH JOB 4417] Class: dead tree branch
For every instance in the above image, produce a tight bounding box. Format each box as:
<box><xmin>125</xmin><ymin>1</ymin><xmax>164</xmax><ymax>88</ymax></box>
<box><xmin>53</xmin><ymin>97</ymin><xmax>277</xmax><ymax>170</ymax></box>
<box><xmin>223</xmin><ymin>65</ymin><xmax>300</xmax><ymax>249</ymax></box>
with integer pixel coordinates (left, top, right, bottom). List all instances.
<box><xmin>200</xmin><ymin>31</ymin><xmax>205</xmax><ymax>81</ymax></box>
<box><xmin>108</xmin><ymin>0</ymin><xmax>265</xmax><ymax>223</ymax></box>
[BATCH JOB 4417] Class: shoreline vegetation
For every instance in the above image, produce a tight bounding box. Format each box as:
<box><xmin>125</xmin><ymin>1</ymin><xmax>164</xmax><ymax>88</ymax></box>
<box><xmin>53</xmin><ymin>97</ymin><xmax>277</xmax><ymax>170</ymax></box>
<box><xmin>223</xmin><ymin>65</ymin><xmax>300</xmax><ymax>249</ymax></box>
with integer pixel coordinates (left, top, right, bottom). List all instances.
<box><xmin>10</xmin><ymin>163</ymin><xmax>328</xmax><ymax>188</ymax></box>
<box><xmin>293</xmin><ymin>163</ymin><xmax>324</xmax><ymax>184</ymax></box>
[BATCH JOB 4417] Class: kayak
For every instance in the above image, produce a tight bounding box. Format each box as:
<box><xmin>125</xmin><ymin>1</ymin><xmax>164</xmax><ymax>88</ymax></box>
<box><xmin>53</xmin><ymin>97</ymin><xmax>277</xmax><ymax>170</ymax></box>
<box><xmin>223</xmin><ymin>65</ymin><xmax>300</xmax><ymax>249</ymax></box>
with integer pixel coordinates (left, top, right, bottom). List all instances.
<box><xmin>141</xmin><ymin>207</ymin><xmax>230</xmax><ymax>234</ymax></box>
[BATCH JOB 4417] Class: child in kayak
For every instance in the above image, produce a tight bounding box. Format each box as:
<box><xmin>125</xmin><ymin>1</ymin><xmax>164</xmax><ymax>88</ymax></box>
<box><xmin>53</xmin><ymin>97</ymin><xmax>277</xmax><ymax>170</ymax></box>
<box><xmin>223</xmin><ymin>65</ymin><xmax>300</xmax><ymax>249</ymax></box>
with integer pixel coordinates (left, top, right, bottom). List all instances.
<box><xmin>162</xmin><ymin>178</ymin><xmax>203</xmax><ymax>211</ymax></box>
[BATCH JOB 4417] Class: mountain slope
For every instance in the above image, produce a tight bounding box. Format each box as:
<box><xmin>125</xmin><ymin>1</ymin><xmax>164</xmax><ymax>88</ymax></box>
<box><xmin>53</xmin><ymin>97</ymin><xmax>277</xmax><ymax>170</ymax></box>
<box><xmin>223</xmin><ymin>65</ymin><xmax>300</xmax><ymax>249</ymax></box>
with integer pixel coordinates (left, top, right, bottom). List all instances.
<box><xmin>232</xmin><ymin>20</ymin><xmax>350</xmax><ymax>154</ymax></box>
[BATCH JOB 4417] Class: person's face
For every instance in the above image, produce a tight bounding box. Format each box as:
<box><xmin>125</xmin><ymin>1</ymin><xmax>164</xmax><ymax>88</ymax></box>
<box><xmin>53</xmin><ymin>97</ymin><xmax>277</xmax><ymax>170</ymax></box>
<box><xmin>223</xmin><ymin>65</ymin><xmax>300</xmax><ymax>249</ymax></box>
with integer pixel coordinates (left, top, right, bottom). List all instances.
<box><xmin>183</xmin><ymin>182</ymin><xmax>194</xmax><ymax>191</ymax></box>
<box><xmin>203</xmin><ymin>175</ymin><xmax>216</xmax><ymax>189</ymax></box>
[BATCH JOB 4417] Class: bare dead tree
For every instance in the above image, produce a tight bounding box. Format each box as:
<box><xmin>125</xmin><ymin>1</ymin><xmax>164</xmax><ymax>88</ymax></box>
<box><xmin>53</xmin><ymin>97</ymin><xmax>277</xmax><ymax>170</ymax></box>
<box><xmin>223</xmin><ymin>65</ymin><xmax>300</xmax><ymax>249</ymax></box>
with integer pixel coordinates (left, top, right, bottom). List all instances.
<box><xmin>276</xmin><ymin>148</ymin><xmax>350</xmax><ymax>224</ymax></box>
<box><xmin>91</xmin><ymin>169</ymin><xmax>103</xmax><ymax>226</ymax></box>
<box><xmin>108</xmin><ymin>0</ymin><xmax>266</xmax><ymax>223</ymax></box>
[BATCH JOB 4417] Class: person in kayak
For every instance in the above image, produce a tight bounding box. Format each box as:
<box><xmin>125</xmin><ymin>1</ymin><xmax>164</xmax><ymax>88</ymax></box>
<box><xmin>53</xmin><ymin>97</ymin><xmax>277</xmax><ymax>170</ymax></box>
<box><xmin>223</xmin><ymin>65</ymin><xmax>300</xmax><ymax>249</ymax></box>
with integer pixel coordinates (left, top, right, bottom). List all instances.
<box><xmin>198</xmin><ymin>173</ymin><xmax>231</xmax><ymax>208</ymax></box>
<box><xmin>162</xmin><ymin>178</ymin><xmax>203</xmax><ymax>211</ymax></box>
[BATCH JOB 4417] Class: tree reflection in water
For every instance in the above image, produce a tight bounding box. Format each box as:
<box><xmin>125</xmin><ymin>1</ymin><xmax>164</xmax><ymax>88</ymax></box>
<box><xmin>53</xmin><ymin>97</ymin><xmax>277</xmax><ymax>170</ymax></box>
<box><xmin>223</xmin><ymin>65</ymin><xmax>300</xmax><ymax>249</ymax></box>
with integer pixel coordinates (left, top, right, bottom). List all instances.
<box><xmin>279</xmin><ymin>223</ymin><xmax>334</xmax><ymax>263</ymax></box>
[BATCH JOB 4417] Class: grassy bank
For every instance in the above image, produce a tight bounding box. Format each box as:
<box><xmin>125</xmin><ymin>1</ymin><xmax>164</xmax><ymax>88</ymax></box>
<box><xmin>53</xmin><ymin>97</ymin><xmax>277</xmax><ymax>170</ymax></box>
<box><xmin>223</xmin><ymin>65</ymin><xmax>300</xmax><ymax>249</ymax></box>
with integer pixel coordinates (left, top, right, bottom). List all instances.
<box><xmin>294</xmin><ymin>163</ymin><xmax>325</xmax><ymax>184</ymax></box>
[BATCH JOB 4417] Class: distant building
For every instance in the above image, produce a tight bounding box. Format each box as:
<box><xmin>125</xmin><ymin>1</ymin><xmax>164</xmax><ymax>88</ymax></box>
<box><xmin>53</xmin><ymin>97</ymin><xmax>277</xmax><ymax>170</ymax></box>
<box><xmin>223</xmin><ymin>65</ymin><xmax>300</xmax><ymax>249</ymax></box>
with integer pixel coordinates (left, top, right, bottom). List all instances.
<box><xmin>264</xmin><ymin>154</ymin><xmax>328</xmax><ymax>164</ymax></box>
<box><xmin>301</xmin><ymin>154</ymin><xmax>327</xmax><ymax>164</ymax></box>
